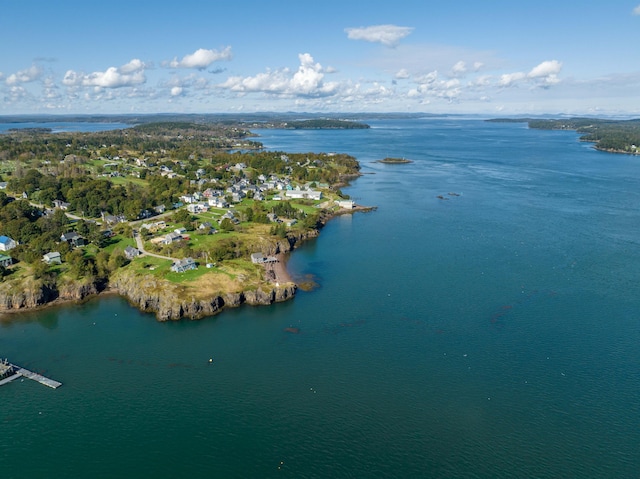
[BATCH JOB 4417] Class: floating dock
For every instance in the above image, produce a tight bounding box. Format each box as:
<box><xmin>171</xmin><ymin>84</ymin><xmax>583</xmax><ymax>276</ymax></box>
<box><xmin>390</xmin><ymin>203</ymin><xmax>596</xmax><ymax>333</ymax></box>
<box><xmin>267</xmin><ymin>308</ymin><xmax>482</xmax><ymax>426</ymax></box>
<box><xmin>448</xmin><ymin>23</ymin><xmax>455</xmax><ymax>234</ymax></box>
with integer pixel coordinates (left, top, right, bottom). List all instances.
<box><xmin>0</xmin><ymin>360</ymin><xmax>62</xmax><ymax>389</ymax></box>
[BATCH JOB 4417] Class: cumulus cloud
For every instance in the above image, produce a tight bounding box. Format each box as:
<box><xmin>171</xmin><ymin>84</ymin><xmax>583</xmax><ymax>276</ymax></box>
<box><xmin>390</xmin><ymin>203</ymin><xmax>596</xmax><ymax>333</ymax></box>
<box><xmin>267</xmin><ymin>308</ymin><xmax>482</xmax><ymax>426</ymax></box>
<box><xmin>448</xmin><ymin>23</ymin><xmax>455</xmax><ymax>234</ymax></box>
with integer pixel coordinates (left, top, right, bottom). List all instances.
<box><xmin>167</xmin><ymin>47</ymin><xmax>232</xmax><ymax>70</ymax></box>
<box><xmin>408</xmin><ymin>70</ymin><xmax>462</xmax><ymax>101</ymax></box>
<box><xmin>345</xmin><ymin>24</ymin><xmax>414</xmax><ymax>47</ymax></box>
<box><xmin>63</xmin><ymin>59</ymin><xmax>147</xmax><ymax>89</ymax></box>
<box><xmin>497</xmin><ymin>60</ymin><xmax>562</xmax><ymax>88</ymax></box>
<box><xmin>171</xmin><ymin>86</ymin><xmax>183</xmax><ymax>97</ymax></box>
<box><xmin>395</xmin><ymin>68</ymin><xmax>411</xmax><ymax>79</ymax></box>
<box><xmin>528</xmin><ymin>60</ymin><xmax>562</xmax><ymax>79</ymax></box>
<box><xmin>633</xmin><ymin>4</ymin><xmax>640</xmax><ymax>15</ymax></box>
<box><xmin>219</xmin><ymin>53</ymin><xmax>338</xmax><ymax>98</ymax></box>
<box><xmin>451</xmin><ymin>61</ymin><xmax>467</xmax><ymax>76</ymax></box>
<box><xmin>498</xmin><ymin>71</ymin><xmax>527</xmax><ymax>87</ymax></box>
<box><xmin>5</xmin><ymin>64</ymin><xmax>43</xmax><ymax>85</ymax></box>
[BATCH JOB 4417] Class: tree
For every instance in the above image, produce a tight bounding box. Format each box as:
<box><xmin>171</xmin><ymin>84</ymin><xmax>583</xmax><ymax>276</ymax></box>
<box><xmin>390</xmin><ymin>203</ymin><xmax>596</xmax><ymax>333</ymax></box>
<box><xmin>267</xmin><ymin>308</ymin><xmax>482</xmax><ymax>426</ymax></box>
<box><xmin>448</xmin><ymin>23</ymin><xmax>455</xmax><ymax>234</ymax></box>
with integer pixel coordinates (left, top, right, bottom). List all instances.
<box><xmin>220</xmin><ymin>218</ymin><xmax>235</xmax><ymax>232</ymax></box>
<box><xmin>172</xmin><ymin>209</ymin><xmax>192</xmax><ymax>224</ymax></box>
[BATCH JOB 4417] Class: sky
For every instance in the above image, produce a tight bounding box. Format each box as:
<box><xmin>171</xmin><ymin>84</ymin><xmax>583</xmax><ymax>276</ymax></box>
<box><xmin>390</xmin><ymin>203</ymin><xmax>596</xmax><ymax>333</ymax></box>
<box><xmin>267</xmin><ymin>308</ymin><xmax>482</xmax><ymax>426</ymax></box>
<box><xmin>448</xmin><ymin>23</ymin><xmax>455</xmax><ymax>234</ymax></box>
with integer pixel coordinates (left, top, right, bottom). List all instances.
<box><xmin>1</xmin><ymin>0</ymin><xmax>640</xmax><ymax>116</ymax></box>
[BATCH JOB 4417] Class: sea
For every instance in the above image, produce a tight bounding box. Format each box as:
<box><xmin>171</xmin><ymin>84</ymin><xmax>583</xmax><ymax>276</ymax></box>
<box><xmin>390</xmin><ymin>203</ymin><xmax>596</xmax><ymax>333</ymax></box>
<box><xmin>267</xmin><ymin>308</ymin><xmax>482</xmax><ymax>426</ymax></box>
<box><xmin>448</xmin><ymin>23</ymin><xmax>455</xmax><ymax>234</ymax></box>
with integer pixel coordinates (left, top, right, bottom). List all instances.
<box><xmin>1</xmin><ymin>118</ymin><xmax>640</xmax><ymax>478</ymax></box>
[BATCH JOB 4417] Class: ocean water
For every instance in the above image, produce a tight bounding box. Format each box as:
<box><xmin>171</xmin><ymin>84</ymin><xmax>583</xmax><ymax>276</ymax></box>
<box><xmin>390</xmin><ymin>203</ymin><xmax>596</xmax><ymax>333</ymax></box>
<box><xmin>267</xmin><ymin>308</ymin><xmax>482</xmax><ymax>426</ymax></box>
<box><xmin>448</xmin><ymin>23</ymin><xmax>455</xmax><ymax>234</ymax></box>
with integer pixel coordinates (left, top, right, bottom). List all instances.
<box><xmin>2</xmin><ymin>119</ymin><xmax>640</xmax><ymax>478</ymax></box>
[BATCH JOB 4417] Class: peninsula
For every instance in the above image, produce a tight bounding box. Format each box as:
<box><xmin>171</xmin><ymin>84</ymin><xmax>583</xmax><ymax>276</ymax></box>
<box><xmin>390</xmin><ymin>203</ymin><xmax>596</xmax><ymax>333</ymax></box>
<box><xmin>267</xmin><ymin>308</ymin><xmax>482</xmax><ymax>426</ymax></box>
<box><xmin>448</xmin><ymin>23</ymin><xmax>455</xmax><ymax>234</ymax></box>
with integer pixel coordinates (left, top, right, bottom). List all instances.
<box><xmin>488</xmin><ymin>117</ymin><xmax>640</xmax><ymax>155</ymax></box>
<box><xmin>0</xmin><ymin>121</ymin><xmax>371</xmax><ymax>320</ymax></box>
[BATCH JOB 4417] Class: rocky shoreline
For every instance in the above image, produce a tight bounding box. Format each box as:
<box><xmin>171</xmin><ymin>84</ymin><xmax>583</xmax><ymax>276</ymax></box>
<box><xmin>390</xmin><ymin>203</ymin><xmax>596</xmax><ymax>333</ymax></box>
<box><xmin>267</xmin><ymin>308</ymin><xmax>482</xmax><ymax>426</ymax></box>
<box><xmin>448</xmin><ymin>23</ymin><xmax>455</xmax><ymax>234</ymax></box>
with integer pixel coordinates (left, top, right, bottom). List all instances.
<box><xmin>0</xmin><ymin>205</ymin><xmax>374</xmax><ymax>321</ymax></box>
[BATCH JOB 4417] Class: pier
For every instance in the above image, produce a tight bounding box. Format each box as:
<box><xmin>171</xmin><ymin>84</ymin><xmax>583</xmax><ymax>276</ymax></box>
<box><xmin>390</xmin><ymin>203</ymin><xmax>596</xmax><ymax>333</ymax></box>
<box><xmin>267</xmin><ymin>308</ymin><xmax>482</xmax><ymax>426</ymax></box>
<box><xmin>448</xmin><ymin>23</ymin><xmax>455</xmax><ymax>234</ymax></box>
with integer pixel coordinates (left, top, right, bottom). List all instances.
<box><xmin>0</xmin><ymin>359</ymin><xmax>62</xmax><ymax>389</ymax></box>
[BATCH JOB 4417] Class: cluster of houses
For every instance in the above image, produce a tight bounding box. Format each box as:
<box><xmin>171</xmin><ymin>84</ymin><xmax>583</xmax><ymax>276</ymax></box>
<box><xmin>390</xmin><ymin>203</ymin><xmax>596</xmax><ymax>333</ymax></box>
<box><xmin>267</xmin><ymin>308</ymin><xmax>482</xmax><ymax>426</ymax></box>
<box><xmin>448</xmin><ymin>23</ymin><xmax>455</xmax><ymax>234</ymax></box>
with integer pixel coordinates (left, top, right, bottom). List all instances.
<box><xmin>176</xmin><ymin>175</ymin><xmax>323</xmax><ymax>214</ymax></box>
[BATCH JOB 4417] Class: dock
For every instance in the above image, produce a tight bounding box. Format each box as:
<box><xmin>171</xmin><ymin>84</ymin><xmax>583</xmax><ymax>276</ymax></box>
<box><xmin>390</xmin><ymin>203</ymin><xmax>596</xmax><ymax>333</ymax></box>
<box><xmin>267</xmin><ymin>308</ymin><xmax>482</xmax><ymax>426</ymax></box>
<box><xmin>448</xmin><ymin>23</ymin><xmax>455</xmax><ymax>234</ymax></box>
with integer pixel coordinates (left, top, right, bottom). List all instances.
<box><xmin>0</xmin><ymin>359</ymin><xmax>62</xmax><ymax>389</ymax></box>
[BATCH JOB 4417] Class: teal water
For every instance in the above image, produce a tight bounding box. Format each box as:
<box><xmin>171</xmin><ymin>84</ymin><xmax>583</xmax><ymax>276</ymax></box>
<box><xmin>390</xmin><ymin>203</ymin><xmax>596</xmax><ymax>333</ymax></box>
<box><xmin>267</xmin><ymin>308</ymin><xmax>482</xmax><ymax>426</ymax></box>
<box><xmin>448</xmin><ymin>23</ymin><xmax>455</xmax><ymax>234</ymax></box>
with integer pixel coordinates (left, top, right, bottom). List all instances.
<box><xmin>2</xmin><ymin>119</ymin><xmax>640</xmax><ymax>478</ymax></box>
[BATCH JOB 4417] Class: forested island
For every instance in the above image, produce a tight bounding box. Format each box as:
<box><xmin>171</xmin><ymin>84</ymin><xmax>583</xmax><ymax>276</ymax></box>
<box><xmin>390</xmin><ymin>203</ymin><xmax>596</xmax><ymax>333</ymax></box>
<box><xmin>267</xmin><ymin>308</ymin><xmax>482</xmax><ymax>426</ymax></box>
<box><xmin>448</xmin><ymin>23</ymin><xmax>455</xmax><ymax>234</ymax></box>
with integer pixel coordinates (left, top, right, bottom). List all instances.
<box><xmin>489</xmin><ymin>117</ymin><xmax>640</xmax><ymax>155</ymax></box>
<box><xmin>0</xmin><ymin>121</ymin><xmax>369</xmax><ymax>320</ymax></box>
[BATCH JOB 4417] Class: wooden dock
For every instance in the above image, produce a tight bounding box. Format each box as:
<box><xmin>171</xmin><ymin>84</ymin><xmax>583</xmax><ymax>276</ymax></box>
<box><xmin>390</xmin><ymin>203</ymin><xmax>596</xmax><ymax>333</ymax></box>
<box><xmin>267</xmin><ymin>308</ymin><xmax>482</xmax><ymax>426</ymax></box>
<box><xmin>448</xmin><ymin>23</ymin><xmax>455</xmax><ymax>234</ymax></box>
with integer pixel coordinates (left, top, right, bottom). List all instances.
<box><xmin>16</xmin><ymin>367</ymin><xmax>62</xmax><ymax>389</ymax></box>
<box><xmin>0</xmin><ymin>361</ymin><xmax>62</xmax><ymax>389</ymax></box>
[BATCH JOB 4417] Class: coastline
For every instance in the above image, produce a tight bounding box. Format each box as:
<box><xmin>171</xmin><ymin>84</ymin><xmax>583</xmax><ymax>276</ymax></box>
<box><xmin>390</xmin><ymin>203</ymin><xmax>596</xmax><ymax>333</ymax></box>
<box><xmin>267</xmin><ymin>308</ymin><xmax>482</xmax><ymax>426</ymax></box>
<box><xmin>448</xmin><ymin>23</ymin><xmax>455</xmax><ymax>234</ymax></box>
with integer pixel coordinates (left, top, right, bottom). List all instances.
<box><xmin>0</xmin><ymin>203</ymin><xmax>376</xmax><ymax>322</ymax></box>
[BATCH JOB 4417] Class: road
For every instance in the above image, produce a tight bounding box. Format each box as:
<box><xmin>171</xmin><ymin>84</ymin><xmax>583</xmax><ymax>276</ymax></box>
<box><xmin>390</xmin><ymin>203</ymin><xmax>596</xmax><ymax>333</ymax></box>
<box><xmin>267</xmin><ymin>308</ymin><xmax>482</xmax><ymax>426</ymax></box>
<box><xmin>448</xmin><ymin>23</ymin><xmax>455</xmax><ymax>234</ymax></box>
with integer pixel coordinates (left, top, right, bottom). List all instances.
<box><xmin>133</xmin><ymin>229</ymin><xmax>177</xmax><ymax>262</ymax></box>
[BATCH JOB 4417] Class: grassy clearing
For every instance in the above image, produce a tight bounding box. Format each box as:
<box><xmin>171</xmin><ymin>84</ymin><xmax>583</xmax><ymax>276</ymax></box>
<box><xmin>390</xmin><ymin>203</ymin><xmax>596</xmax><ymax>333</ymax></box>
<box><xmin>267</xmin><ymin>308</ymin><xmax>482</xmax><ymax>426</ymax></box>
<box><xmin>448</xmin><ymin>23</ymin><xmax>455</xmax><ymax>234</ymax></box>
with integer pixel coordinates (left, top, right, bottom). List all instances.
<box><xmin>103</xmin><ymin>236</ymin><xmax>136</xmax><ymax>254</ymax></box>
<box><xmin>109</xmin><ymin>176</ymin><xmax>148</xmax><ymax>187</ymax></box>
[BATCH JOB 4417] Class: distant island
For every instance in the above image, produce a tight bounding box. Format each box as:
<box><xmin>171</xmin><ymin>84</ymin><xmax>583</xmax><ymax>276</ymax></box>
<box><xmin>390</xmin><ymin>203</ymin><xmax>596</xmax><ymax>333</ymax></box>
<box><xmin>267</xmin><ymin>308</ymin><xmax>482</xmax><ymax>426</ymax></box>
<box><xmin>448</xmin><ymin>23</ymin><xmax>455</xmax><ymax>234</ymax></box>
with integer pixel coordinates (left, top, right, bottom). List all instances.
<box><xmin>488</xmin><ymin>117</ymin><xmax>640</xmax><ymax>155</ymax></box>
<box><xmin>376</xmin><ymin>157</ymin><xmax>413</xmax><ymax>164</ymax></box>
<box><xmin>0</xmin><ymin>121</ymin><xmax>373</xmax><ymax>320</ymax></box>
<box><xmin>277</xmin><ymin>119</ymin><xmax>370</xmax><ymax>130</ymax></box>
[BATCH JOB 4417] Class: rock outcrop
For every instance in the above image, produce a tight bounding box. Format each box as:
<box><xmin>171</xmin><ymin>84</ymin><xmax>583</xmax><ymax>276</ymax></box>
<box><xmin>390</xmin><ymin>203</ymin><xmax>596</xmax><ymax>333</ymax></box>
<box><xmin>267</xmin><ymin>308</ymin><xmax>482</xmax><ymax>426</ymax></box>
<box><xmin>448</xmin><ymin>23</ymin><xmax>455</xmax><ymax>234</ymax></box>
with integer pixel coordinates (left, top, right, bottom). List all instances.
<box><xmin>0</xmin><ymin>276</ymin><xmax>99</xmax><ymax>312</ymax></box>
<box><xmin>111</xmin><ymin>270</ymin><xmax>296</xmax><ymax>321</ymax></box>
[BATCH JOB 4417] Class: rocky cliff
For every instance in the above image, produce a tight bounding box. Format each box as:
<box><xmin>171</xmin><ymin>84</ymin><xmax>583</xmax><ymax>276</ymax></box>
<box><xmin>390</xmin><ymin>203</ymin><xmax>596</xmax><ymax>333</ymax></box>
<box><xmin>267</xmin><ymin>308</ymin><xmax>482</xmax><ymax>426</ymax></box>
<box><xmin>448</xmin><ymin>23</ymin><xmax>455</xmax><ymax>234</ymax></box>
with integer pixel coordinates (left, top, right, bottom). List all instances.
<box><xmin>111</xmin><ymin>270</ymin><xmax>296</xmax><ymax>321</ymax></box>
<box><xmin>0</xmin><ymin>276</ymin><xmax>98</xmax><ymax>312</ymax></box>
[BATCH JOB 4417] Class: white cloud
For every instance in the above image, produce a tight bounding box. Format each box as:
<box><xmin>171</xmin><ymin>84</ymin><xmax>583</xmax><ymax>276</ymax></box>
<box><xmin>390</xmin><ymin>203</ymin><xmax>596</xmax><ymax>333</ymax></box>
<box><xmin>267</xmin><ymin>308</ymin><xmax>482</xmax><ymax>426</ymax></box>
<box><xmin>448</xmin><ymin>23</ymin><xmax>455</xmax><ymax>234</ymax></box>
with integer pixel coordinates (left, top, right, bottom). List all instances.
<box><xmin>5</xmin><ymin>64</ymin><xmax>43</xmax><ymax>85</ymax></box>
<box><xmin>498</xmin><ymin>71</ymin><xmax>527</xmax><ymax>87</ymax></box>
<box><xmin>633</xmin><ymin>4</ymin><xmax>640</xmax><ymax>15</ymax></box>
<box><xmin>528</xmin><ymin>60</ymin><xmax>562</xmax><ymax>78</ymax></box>
<box><xmin>497</xmin><ymin>60</ymin><xmax>562</xmax><ymax>88</ymax></box>
<box><xmin>63</xmin><ymin>59</ymin><xmax>147</xmax><ymax>89</ymax></box>
<box><xmin>451</xmin><ymin>61</ymin><xmax>467</xmax><ymax>76</ymax></box>
<box><xmin>4</xmin><ymin>86</ymin><xmax>28</xmax><ymax>103</ymax></box>
<box><xmin>119</xmin><ymin>59</ymin><xmax>146</xmax><ymax>74</ymax></box>
<box><xmin>395</xmin><ymin>69</ymin><xmax>410</xmax><ymax>79</ymax></box>
<box><xmin>219</xmin><ymin>53</ymin><xmax>338</xmax><ymax>98</ymax></box>
<box><xmin>171</xmin><ymin>86</ymin><xmax>183</xmax><ymax>97</ymax></box>
<box><xmin>167</xmin><ymin>47</ymin><xmax>232</xmax><ymax>70</ymax></box>
<box><xmin>345</xmin><ymin>24</ymin><xmax>414</xmax><ymax>47</ymax></box>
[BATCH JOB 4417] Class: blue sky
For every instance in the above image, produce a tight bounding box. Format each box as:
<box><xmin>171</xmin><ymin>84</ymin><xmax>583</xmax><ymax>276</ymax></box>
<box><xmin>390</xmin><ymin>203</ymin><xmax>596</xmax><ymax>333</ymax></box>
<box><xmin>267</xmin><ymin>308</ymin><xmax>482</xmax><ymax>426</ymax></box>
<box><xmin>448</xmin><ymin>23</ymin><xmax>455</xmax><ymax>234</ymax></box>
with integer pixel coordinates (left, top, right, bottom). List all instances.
<box><xmin>2</xmin><ymin>0</ymin><xmax>640</xmax><ymax>116</ymax></box>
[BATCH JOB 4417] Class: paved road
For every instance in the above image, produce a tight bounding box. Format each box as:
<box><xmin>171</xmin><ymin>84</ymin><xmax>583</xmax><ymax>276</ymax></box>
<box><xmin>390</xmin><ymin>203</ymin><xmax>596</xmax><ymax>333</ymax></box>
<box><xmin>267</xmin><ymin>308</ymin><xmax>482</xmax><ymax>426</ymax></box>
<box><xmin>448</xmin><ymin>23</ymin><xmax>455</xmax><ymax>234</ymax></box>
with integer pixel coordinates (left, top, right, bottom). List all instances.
<box><xmin>133</xmin><ymin>230</ymin><xmax>176</xmax><ymax>261</ymax></box>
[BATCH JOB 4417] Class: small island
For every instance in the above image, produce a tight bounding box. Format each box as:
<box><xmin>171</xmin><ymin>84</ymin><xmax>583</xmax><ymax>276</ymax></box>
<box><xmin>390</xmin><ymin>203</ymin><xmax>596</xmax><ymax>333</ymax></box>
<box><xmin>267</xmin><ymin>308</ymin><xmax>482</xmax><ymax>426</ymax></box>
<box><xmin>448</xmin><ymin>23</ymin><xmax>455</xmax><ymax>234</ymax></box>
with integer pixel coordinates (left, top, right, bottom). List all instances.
<box><xmin>376</xmin><ymin>157</ymin><xmax>413</xmax><ymax>164</ymax></box>
<box><xmin>0</xmin><ymin>121</ymin><xmax>372</xmax><ymax>321</ymax></box>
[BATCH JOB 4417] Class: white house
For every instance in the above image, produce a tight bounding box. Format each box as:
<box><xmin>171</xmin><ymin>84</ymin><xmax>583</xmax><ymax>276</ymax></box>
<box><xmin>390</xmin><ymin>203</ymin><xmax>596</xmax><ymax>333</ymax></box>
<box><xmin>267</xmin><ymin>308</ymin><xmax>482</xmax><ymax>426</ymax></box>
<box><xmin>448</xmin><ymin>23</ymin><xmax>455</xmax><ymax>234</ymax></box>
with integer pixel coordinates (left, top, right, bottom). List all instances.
<box><xmin>0</xmin><ymin>235</ymin><xmax>16</xmax><ymax>251</ymax></box>
<box><xmin>43</xmin><ymin>252</ymin><xmax>62</xmax><ymax>265</ymax></box>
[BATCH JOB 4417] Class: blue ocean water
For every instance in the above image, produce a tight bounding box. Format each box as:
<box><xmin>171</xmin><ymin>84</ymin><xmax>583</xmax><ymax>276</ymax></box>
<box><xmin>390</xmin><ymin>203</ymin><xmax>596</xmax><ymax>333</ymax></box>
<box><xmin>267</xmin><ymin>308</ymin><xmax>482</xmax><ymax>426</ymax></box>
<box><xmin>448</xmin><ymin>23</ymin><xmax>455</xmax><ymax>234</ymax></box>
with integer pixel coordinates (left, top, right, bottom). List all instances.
<box><xmin>2</xmin><ymin>118</ymin><xmax>640</xmax><ymax>478</ymax></box>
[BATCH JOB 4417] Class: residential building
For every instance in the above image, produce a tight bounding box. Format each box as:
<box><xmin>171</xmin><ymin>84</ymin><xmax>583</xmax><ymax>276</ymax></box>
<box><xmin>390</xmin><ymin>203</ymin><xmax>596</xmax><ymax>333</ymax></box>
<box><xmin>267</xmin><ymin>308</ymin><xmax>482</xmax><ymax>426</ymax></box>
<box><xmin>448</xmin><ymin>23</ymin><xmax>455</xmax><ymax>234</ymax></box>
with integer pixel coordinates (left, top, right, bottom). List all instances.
<box><xmin>0</xmin><ymin>235</ymin><xmax>17</xmax><ymax>251</ymax></box>
<box><xmin>170</xmin><ymin>257</ymin><xmax>197</xmax><ymax>273</ymax></box>
<box><xmin>124</xmin><ymin>246</ymin><xmax>140</xmax><ymax>260</ymax></box>
<box><xmin>42</xmin><ymin>252</ymin><xmax>62</xmax><ymax>265</ymax></box>
<box><xmin>0</xmin><ymin>254</ymin><xmax>12</xmax><ymax>268</ymax></box>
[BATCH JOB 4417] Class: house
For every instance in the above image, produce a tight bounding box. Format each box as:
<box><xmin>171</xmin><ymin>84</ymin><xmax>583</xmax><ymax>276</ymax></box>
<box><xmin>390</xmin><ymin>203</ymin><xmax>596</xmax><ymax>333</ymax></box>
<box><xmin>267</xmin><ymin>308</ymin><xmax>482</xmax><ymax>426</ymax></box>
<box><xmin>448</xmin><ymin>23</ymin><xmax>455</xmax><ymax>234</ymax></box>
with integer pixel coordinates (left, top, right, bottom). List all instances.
<box><xmin>208</xmin><ymin>197</ymin><xmax>228</xmax><ymax>208</ymax></box>
<box><xmin>336</xmin><ymin>199</ymin><xmax>355</xmax><ymax>209</ymax></box>
<box><xmin>251</xmin><ymin>252</ymin><xmax>266</xmax><ymax>264</ymax></box>
<box><xmin>251</xmin><ymin>253</ymin><xmax>277</xmax><ymax>264</ymax></box>
<box><xmin>141</xmin><ymin>221</ymin><xmax>166</xmax><ymax>233</ymax></box>
<box><xmin>42</xmin><ymin>252</ymin><xmax>62</xmax><ymax>265</ymax></box>
<box><xmin>164</xmin><ymin>232</ymin><xmax>183</xmax><ymax>244</ymax></box>
<box><xmin>153</xmin><ymin>204</ymin><xmax>166</xmax><ymax>214</ymax></box>
<box><xmin>0</xmin><ymin>254</ymin><xmax>12</xmax><ymax>268</ymax></box>
<box><xmin>285</xmin><ymin>189</ymin><xmax>323</xmax><ymax>200</ymax></box>
<box><xmin>170</xmin><ymin>257</ymin><xmax>197</xmax><ymax>273</ymax></box>
<box><xmin>174</xmin><ymin>227</ymin><xmax>187</xmax><ymax>235</ymax></box>
<box><xmin>53</xmin><ymin>199</ymin><xmax>71</xmax><ymax>210</ymax></box>
<box><xmin>186</xmin><ymin>203</ymin><xmax>208</xmax><ymax>214</ymax></box>
<box><xmin>60</xmin><ymin>232</ymin><xmax>86</xmax><ymax>247</ymax></box>
<box><xmin>0</xmin><ymin>235</ymin><xmax>17</xmax><ymax>251</ymax></box>
<box><xmin>124</xmin><ymin>246</ymin><xmax>140</xmax><ymax>260</ymax></box>
<box><xmin>102</xmin><ymin>213</ymin><xmax>126</xmax><ymax>225</ymax></box>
